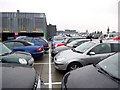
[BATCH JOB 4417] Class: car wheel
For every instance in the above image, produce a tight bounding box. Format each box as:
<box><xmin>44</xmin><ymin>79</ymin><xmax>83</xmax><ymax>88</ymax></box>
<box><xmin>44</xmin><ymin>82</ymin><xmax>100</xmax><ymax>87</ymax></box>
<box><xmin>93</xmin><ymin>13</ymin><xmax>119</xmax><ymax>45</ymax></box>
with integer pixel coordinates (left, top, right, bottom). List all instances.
<box><xmin>67</xmin><ymin>62</ymin><xmax>82</xmax><ymax>71</ymax></box>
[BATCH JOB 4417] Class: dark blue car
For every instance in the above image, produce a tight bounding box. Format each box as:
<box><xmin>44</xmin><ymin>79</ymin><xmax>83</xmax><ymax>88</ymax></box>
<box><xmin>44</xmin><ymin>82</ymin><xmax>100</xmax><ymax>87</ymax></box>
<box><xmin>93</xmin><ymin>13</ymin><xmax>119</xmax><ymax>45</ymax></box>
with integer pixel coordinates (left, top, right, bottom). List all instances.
<box><xmin>16</xmin><ymin>36</ymin><xmax>49</xmax><ymax>53</ymax></box>
<box><xmin>3</xmin><ymin>40</ymin><xmax>44</xmax><ymax>60</ymax></box>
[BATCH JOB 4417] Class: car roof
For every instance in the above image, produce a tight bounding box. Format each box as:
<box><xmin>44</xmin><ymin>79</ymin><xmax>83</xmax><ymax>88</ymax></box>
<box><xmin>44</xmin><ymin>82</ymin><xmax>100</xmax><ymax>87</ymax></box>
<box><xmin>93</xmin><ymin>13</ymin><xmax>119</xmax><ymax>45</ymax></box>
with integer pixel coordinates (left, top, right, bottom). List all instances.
<box><xmin>89</xmin><ymin>39</ymin><xmax>120</xmax><ymax>44</ymax></box>
<box><xmin>3</xmin><ymin>40</ymin><xmax>28</xmax><ymax>43</ymax></box>
<box><xmin>71</xmin><ymin>39</ymin><xmax>90</xmax><ymax>42</ymax></box>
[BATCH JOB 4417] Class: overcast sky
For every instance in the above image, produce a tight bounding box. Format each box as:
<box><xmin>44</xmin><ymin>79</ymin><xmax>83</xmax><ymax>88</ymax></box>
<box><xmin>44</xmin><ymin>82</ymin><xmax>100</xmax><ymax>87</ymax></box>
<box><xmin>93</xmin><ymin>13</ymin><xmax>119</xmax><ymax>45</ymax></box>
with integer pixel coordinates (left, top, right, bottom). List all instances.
<box><xmin>0</xmin><ymin>0</ymin><xmax>119</xmax><ymax>33</ymax></box>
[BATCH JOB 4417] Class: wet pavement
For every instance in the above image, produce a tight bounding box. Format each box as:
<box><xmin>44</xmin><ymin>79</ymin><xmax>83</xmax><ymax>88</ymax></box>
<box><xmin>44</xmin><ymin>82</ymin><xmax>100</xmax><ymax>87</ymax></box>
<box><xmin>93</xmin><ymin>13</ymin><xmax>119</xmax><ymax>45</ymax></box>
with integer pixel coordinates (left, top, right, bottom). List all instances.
<box><xmin>33</xmin><ymin>43</ymin><xmax>67</xmax><ymax>89</ymax></box>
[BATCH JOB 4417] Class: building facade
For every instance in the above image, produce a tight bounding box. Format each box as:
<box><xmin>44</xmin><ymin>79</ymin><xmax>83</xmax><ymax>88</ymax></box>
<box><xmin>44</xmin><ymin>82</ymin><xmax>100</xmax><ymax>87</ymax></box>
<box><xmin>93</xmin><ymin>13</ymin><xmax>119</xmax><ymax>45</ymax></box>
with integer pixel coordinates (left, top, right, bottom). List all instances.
<box><xmin>47</xmin><ymin>24</ymin><xmax>57</xmax><ymax>40</ymax></box>
<box><xmin>0</xmin><ymin>10</ymin><xmax>47</xmax><ymax>38</ymax></box>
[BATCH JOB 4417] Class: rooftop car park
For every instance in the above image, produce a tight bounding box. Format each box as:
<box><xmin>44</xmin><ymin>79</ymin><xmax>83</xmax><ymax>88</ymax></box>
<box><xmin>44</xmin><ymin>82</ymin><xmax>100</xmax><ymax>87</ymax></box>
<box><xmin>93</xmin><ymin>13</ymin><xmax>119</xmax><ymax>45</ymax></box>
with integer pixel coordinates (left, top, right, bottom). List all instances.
<box><xmin>1</xmin><ymin>35</ymin><xmax>120</xmax><ymax>89</ymax></box>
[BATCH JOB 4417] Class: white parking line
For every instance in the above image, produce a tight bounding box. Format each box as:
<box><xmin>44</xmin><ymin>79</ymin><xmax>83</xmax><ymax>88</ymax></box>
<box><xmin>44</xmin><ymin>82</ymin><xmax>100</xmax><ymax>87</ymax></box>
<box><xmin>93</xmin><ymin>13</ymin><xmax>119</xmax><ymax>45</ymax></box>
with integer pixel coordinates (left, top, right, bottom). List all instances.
<box><xmin>49</xmin><ymin>44</ymin><xmax>52</xmax><ymax>88</ymax></box>
<box><xmin>44</xmin><ymin>82</ymin><xmax>61</xmax><ymax>85</ymax></box>
<box><xmin>34</xmin><ymin>63</ymin><xmax>54</xmax><ymax>65</ymax></box>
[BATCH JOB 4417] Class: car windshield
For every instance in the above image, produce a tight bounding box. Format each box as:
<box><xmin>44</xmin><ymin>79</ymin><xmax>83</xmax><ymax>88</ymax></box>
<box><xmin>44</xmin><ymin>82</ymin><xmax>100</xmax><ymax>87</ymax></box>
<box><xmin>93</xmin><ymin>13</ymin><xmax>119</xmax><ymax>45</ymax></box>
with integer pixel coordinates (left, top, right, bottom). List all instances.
<box><xmin>97</xmin><ymin>53</ymin><xmax>119</xmax><ymax>80</ymax></box>
<box><xmin>67</xmin><ymin>40</ymin><xmax>77</xmax><ymax>47</ymax></box>
<box><xmin>35</xmin><ymin>38</ymin><xmax>46</xmax><ymax>43</ymax></box>
<box><xmin>109</xmin><ymin>33</ymin><xmax>117</xmax><ymax>38</ymax></box>
<box><xmin>74</xmin><ymin>42</ymin><xmax>95</xmax><ymax>53</ymax></box>
<box><xmin>0</xmin><ymin>43</ymin><xmax>12</xmax><ymax>55</ymax></box>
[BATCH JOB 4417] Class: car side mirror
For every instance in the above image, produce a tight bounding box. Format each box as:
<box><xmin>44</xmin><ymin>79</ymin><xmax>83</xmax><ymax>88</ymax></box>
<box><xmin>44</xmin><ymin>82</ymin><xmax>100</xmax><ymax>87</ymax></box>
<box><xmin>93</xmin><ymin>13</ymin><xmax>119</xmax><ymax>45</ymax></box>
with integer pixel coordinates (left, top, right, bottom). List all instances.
<box><xmin>73</xmin><ymin>45</ymin><xmax>77</xmax><ymax>48</ymax></box>
<box><xmin>89</xmin><ymin>52</ymin><xmax>95</xmax><ymax>55</ymax></box>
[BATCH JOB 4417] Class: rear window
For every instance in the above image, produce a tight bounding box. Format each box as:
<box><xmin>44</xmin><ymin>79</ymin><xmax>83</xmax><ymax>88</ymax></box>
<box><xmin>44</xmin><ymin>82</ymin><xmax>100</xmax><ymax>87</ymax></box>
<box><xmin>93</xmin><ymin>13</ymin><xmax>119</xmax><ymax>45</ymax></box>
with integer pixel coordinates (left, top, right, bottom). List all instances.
<box><xmin>111</xmin><ymin>43</ymin><xmax>120</xmax><ymax>52</ymax></box>
<box><xmin>53</xmin><ymin>36</ymin><xmax>64</xmax><ymax>41</ymax></box>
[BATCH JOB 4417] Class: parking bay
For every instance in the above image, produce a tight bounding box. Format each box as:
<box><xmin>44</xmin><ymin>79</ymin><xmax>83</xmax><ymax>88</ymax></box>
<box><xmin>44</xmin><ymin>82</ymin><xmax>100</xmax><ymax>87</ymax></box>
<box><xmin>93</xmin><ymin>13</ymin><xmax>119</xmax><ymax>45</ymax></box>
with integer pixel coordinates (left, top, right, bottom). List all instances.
<box><xmin>33</xmin><ymin>52</ymin><xmax>66</xmax><ymax>88</ymax></box>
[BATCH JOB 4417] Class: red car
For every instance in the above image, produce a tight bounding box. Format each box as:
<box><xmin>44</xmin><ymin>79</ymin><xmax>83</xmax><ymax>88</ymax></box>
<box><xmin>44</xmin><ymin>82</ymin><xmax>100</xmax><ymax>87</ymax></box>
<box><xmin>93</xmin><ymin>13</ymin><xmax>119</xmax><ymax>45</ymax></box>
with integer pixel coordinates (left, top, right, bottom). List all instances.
<box><xmin>113</xmin><ymin>36</ymin><xmax>120</xmax><ymax>40</ymax></box>
<box><xmin>54</xmin><ymin>42</ymin><xmax>66</xmax><ymax>48</ymax></box>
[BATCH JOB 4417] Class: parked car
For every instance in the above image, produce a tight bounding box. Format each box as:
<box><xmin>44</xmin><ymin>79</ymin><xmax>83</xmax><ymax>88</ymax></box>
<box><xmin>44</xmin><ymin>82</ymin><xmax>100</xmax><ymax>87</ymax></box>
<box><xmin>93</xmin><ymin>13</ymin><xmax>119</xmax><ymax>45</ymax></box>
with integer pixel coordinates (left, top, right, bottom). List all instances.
<box><xmin>99</xmin><ymin>33</ymin><xmax>118</xmax><ymax>40</ymax></box>
<box><xmin>54</xmin><ymin>40</ymin><xmax>120</xmax><ymax>71</ymax></box>
<box><xmin>63</xmin><ymin>36</ymin><xmax>84</xmax><ymax>44</ymax></box>
<box><xmin>52</xmin><ymin>36</ymin><xmax>65</xmax><ymax>48</ymax></box>
<box><xmin>1</xmin><ymin>62</ymin><xmax>44</xmax><ymax>89</ymax></box>
<box><xmin>113</xmin><ymin>36</ymin><xmax>120</xmax><ymax>40</ymax></box>
<box><xmin>16</xmin><ymin>36</ymin><xmax>49</xmax><ymax>53</ymax></box>
<box><xmin>0</xmin><ymin>42</ymin><xmax>34</xmax><ymax>66</ymax></box>
<box><xmin>51</xmin><ymin>39</ymin><xmax>90</xmax><ymax>57</ymax></box>
<box><xmin>53</xmin><ymin>36</ymin><xmax>85</xmax><ymax>48</ymax></box>
<box><xmin>62</xmin><ymin>52</ymin><xmax>119</xmax><ymax>89</ymax></box>
<box><xmin>3</xmin><ymin>40</ymin><xmax>44</xmax><ymax>59</ymax></box>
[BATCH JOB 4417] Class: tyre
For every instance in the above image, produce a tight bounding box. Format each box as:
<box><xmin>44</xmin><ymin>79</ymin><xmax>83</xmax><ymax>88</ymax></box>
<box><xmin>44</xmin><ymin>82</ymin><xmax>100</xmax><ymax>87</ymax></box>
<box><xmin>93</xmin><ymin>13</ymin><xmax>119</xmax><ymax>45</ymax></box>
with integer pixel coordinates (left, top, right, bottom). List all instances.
<box><xmin>67</xmin><ymin>62</ymin><xmax>82</xmax><ymax>71</ymax></box>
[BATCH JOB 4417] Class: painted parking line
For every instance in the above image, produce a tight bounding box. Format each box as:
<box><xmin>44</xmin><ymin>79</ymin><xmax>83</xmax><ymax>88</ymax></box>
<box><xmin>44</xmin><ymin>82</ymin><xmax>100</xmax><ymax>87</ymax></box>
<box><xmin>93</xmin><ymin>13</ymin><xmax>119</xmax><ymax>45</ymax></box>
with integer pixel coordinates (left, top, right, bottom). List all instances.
<box><xmin>44</xmin><ymin>82</ymin><xmax>61</xmax><ymax>85</ymax></box>
<box><xmin>33</xmin><ymin>63</ymin><xmax>54</xmax><ymax>65</ymax></box>
<box><xmin>49</xmin><ymin>44</ymin><xmax>52</xmax><ymax>88</ymax></box>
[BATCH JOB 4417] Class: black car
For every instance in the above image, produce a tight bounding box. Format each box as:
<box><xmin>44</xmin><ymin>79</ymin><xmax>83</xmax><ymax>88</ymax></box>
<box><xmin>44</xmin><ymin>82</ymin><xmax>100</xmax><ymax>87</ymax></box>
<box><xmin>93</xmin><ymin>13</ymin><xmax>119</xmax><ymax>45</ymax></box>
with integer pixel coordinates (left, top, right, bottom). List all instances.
<box><xmin>51</xmin><ymin>39</ymin><xmax>89</xmax><ymax>57</ymax></box>
<box><xmin>1</xmin><ymin>62</ymin><xmax>44</xmax><ymax>89</ymax></box>
<box><xmin>0</xmin><ymin>42</ymin><xmax>34</xmax><ymax>66</ymax></box>
<box><xmin>62</xmin><ymin>52</ymin><xmax>119</xmax><ymax>89</ymax></box>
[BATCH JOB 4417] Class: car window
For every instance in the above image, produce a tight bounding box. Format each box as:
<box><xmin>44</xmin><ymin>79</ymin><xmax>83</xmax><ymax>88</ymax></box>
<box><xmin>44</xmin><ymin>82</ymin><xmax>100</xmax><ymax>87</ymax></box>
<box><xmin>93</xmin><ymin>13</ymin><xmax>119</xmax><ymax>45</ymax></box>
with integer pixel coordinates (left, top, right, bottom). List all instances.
<box><xmin>75</xmin><ymin>40</ymin><xmax>88</xmax><ymax>46</ymax></box>
<box><xmin>0</xmin><ymin>44</ymin><xmax>12</xmax><ymax>55</ymax></box>
<box><xmin>35</xmin><ymin>38</ymin><xmax>46</xmax><ymax>43</ymax></box>
<box><xmin>67</xmin><ymin>41</ymin><xmax>77</xmax><ymax>46</ymax></box>
<box><xmin>53</xmin><ymin>36</ymin><xmax>64</xmax><ymax>41</ymax></box>
<box><xmin>14</xmin><ymin>42</ymin><xmax>25</xmax><ymax>47</ymax></box>
<box><xmin>4</xmin><ymin>42</ymin><xmax>14</xmax><ymax>49</ymax></box>
<box><xmin>111</xmin><ymin>43</ymin><xmax>120</xmax><ymax>52</ymax></box>
<box><xmin>90</xmin><ymin>43</ymin><xmax>111</xmax><ymax>54</ymax></box>
<box><xmin>74</xmin><ymin>42</ymin><xmax>95</xmax><ymax>53</ymax></box>
<box><xmin>97</xmin><ymin>53</ymin><xmax>119</xmax><ymax>79</ymax></box>
<box><xmin>26</xmin><ymin>38</ymin><xmax>35</xmax><ymax>43</ymax></box>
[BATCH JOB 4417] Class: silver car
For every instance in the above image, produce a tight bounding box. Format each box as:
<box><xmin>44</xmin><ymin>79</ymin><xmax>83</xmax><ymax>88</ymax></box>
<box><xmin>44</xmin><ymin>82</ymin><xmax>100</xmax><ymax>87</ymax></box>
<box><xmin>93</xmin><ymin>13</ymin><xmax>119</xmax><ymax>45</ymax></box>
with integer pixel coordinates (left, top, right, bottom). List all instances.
<box><xmin>54</xmin><ymin>40</ymin><xmax>120</xmax><ymax>71</ymax></box>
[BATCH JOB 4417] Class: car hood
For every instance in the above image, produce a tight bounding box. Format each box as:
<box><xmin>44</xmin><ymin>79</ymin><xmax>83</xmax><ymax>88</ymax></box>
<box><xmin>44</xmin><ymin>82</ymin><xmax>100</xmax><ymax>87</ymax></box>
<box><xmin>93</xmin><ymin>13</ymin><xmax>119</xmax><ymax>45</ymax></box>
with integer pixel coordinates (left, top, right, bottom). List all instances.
<box><xmin>1</xmin><ymin>63</ymin><xmax>37</xmax><ymax>89</ymax></box>
<box><xmin>54</xmin><ymin>46</ymin><xmax>70</xmax><ymax>52</ymax></box>
<box><xmin>55</xmin><ymin>49</ymin><xmax>82</xmax><ymax>60</ymax></box>
<box><xmin>63</xmin><ymin>65</ymin><xmax>119</xmax><ymax>88</ymax></box>
<box><xmin>1</xmin><ymin>51</ymin><xmax>31</xmax><ymax>62</ymax></box>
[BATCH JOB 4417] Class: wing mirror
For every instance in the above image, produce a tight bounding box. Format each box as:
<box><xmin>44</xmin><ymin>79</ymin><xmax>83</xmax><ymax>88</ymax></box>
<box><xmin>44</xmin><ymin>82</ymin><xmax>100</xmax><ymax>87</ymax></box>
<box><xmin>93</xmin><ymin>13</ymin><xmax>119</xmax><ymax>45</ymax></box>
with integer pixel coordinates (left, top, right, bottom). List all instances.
<box><xmin>89</xmin><ymin>52</ymin><xmax>95</xmax><ymax>55</ymax></box>
<box><xmin>73</xmin><ymin>45</ymin><xmax>77</xmax><ymax>48</ymax></box>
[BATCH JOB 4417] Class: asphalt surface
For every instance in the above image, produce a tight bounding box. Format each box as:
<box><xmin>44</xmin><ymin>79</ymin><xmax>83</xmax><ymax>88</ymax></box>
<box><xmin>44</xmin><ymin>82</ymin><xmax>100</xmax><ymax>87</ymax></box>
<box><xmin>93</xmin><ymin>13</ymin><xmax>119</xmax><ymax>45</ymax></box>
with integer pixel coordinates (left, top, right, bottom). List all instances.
<box><xmin>33</xmin><ymin>43</ymin><xmax>67</xmax><ymax>89</ymax></box>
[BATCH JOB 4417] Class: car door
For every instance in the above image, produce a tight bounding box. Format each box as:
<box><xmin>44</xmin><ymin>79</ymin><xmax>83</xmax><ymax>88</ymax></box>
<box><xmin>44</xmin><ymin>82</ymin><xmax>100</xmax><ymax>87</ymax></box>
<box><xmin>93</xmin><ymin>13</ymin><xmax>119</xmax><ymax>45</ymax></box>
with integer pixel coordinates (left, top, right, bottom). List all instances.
<box><xmin>84</xmin><ymin>43</ymin><xmax>113</xmax><ymax>64</ymax></box>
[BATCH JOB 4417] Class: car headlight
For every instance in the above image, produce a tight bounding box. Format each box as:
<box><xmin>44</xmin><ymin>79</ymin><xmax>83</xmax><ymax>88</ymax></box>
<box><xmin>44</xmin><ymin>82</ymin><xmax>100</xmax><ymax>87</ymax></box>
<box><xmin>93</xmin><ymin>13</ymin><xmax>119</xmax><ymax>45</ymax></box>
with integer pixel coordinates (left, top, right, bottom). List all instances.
<box><xmin>19</xmin><ymin>58</ymin><xmax>27</xmax><ymax>65</ymax></box>
<box><xmin>57</xmin><ymin>58</ymin><xmax>65</xmax><ymax>62</ymax></box>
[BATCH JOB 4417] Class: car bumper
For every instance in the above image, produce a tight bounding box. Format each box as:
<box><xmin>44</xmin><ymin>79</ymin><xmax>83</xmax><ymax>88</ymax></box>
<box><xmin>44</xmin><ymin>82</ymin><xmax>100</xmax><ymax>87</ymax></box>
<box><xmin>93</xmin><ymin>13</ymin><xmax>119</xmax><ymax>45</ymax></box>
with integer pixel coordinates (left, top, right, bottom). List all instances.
<box><xmin>51</xmin><ymin>50</ymin><xmax>59</xmax><ymax>57</ymax></box>
<box><xmin>51</xmin><ymin>51</ymin><xmax>56</xmax><ymax>57</ymax></box>
<box><xmin>54</xmin><ymin>58</ymin><xmax>67</xmax><ymax>70</ymax></box>
<box><xmin>31</xmin><ymin>51</ymin><xmax>44</xmax><ymax>58</ymax></box>
<box><xmin>28</xmin><ymin>57</ymin><xmax>34</xmax><ymax>66</ymax></box>
<box><xmin>44</xmin><ymin>47</ymin><xmax>49</xmax><ymax>51</ymax></box>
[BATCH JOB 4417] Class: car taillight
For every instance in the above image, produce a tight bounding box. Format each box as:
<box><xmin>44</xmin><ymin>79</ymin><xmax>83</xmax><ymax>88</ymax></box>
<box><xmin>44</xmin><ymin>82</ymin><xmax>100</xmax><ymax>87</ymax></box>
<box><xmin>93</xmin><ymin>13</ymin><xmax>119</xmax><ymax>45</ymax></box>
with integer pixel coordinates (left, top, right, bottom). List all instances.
<box><xmin>37</xmin><ymin>47</ymin><xmax>43</xmax><ymax>52</ymax></box>
<box><xmin>54</xmin><ymin>43</ymin><xmax>57</xmax><ymax>48</ymax></box>
<box><xmin>45</xmin><ymin>43</ymin><xmax>48</xmax><ymax>47</ymax></box>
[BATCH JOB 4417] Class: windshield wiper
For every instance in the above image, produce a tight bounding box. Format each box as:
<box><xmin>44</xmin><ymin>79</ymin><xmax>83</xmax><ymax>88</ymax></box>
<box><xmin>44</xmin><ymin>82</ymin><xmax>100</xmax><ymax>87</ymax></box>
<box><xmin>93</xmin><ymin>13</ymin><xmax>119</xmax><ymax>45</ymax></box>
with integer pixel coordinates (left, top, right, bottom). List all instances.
<box><xmin>1</xmin><ymin>52</ymin><xmax>13</xmax><ymax>56</ymax></box>
<box><xmin>97</xmin><ymin>65</ymin><xmax>120</xmax><ymax>81</ymax></box>
<box><xmin>71</xmin><ymin>48</ymin><xmax>82</xmax><ymax>53</ymax></box>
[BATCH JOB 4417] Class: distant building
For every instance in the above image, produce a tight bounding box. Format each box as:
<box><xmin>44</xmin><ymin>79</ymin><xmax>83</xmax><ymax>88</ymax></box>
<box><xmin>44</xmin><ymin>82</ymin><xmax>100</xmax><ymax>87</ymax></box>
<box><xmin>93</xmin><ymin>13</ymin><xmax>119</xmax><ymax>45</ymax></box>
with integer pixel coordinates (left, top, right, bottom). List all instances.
<box><xmin>0</xmin><ymin>10</ymin><xmax>47</xmax><ymax>38</ymax></box>
<box><xmin>47</xmin><ymin>24</ymin><xmax>57</xmax><ymax>40</ymax></box>
<box><xmin>57</xmin><ymin>29</ymin><xmax>78</xmax><ymax>36</ymax></box>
